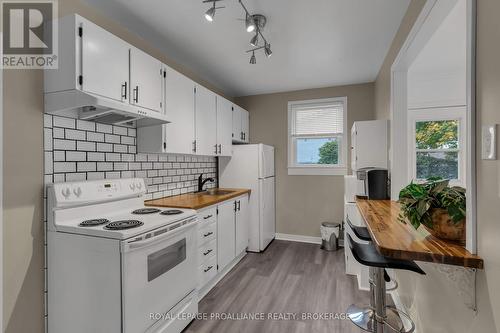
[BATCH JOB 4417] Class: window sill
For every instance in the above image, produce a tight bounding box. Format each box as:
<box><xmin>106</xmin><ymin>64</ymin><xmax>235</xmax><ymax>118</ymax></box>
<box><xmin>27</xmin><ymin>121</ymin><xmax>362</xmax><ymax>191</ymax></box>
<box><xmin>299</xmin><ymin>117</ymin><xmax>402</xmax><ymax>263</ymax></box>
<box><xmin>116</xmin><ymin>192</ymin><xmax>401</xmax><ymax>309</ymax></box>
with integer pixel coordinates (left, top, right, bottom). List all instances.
<box><xmin>287</xmin><ymin>167</ymin><xmax>347</xmax><ymax>176</ymax></box>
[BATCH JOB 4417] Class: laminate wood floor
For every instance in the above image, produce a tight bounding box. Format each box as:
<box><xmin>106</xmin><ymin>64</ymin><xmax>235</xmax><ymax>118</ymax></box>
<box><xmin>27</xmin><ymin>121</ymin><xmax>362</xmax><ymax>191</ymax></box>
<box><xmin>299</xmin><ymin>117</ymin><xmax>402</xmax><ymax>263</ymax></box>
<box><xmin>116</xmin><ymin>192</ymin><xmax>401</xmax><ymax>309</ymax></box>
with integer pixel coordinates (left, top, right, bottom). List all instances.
<box><xmin>185</xmin><ymin>240</ymin><xmax>372</xmax><ymax>333</ymax></box>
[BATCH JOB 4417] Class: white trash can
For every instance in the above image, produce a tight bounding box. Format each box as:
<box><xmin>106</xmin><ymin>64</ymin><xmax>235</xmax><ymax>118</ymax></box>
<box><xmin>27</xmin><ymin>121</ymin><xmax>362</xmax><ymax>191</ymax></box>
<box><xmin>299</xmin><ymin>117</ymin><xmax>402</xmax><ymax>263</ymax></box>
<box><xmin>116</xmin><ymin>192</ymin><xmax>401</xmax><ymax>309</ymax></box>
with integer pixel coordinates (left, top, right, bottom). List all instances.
<box><xmin>320</xmin><ymin>222</ymin><xmax>340</xmax><ymax>251</ymax></box>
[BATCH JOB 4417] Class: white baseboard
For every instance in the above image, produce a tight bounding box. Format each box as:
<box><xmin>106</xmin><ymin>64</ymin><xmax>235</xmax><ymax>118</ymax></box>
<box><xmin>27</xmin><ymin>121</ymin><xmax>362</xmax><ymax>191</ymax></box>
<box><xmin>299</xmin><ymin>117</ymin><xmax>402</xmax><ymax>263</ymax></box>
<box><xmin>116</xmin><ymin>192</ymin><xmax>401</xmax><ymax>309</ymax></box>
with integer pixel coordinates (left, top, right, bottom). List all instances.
<box><xmin>275</xmin><ymin>233</ymin><xmax>322</xmax><ymax>245</ymax></box>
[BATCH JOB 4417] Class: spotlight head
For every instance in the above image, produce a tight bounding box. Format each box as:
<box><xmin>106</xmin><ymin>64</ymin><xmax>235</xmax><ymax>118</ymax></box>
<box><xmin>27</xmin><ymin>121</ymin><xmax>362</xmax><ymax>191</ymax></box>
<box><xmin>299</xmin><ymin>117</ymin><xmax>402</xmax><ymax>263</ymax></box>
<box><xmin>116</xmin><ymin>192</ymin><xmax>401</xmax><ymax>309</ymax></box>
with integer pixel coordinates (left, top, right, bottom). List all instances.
<box><xmin>250</xmin><ymin>51</ymin><xmax>257</xmax><ymax>64</ymax></box>
<box><xmin>250</xmin><ymin>33</ymin><xmax>259</xmax><ymax>47</ymax></box>
<box><xmin>205</xmin><ymin>4</ymin><xmax>215</xmax><ymax>22</ymax></box>
<box><xmin>264</xmin><ymin>43</ymin><xmax>272</xmax><ymax>58</ymax></box>
<box><xmin>246</xmin><ymin>15</ymin><xmax>256</xmax><ymax>32</ymax></box>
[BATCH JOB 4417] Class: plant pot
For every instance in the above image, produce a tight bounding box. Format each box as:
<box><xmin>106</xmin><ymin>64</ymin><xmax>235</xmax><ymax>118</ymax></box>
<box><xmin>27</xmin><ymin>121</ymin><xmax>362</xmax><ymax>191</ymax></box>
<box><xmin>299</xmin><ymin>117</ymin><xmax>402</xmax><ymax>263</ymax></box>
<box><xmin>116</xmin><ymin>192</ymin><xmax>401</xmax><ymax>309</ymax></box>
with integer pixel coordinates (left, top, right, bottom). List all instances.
<box><xmin>423</xmin><ymin>208</ymin><xmax>466</xmax><ymax>242</ymax></box>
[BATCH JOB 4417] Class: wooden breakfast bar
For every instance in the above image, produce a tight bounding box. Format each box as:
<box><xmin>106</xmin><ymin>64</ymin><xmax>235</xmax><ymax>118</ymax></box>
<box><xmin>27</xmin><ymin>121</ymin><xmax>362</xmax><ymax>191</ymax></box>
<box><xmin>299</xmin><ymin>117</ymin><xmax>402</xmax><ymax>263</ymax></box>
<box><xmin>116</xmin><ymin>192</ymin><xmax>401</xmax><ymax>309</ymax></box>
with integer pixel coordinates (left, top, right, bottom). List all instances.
<box><xmin>355</xmin><ymin>198</ymin><xmax>483</xmax><ymax>269</ymax></box>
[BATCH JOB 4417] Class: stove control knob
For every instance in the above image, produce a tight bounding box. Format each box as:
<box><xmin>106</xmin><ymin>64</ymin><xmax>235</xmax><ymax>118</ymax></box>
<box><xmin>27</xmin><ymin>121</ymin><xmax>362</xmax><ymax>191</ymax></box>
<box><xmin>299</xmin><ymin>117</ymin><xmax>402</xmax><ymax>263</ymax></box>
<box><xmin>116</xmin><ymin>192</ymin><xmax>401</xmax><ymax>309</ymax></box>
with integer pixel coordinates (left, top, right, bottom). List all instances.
<box><xmin>61</xmin><ymin>187</ymin><xmax>71</xmax><ymax>199</ymax></box>
<box><xmin>129</xmin><ymin>183</ymin><xmax>136</xmax><ymax>191</ymax></box>
<box><xmin>73</xmin><ymin>187</ymin><xmax>82</xmax><ymax>197</ymax></box>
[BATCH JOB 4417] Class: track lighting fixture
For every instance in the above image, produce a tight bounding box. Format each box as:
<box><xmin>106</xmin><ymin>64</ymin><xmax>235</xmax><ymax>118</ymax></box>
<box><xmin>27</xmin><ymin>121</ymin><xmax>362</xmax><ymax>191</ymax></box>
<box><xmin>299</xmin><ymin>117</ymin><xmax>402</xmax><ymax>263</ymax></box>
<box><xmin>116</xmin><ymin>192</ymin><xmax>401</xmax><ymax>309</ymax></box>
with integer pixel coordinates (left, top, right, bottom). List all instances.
<box><xmin>250</xmin><ymin>51</ymin><xmax>256</xmax><ymax>64</ymax></box>
<box><xmin>201</xmin><ymin>0</ymin><xmax>273</xmax><ymax>63</ymax></box>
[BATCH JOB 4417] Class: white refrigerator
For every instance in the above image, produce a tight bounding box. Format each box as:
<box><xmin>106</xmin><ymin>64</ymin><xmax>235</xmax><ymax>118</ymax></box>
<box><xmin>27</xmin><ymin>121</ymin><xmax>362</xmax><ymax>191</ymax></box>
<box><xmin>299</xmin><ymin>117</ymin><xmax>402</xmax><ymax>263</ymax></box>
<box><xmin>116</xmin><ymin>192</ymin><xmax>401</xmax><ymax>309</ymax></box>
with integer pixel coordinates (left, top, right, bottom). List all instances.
<box><xmin>219</xmin><ymin>144</ymin><xmax>276</xmax><ymax>252</ymax></box>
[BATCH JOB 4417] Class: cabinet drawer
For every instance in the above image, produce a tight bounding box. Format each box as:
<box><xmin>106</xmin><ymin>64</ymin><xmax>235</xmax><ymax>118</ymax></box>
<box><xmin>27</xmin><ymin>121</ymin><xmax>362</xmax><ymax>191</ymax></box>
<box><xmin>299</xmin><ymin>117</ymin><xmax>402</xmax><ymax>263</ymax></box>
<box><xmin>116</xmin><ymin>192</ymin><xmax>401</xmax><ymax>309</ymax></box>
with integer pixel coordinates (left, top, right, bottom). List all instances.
<box><xmin>198</xmin><ymin>239</ymin><xmax>216</xmax><ymax>264</ymax></box>
<box><xmin>198</xmin><ymin>207</ymin><xmax>217</xmax><ymax>225</ymax></box>
<box><xmin>198</xmin><ymin>256</ymin><xmax>217</xmax><ymax>288</ymax></box>
<box><xmin>198</xmin><ymin>220</ymin><xmax>216</xmax><ymax>245</ymax></box>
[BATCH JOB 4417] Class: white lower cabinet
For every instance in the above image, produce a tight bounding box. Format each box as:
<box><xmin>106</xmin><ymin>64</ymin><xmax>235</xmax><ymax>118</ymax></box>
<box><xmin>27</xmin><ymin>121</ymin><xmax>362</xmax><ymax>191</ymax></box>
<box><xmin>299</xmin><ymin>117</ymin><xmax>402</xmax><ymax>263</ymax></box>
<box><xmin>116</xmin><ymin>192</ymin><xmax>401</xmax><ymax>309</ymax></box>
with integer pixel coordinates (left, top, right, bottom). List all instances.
<box><xmin>196</xmin><ymin>194</ymin><xmax>249</xmax><ymax>292</ymax></box>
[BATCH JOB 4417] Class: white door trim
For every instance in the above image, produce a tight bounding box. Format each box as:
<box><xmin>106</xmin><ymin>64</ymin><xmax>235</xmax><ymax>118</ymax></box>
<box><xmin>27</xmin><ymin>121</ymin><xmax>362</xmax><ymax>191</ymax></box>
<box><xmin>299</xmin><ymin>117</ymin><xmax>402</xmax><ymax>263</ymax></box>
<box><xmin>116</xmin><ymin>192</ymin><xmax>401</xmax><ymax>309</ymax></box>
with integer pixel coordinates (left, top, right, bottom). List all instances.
<box><xmin>1</xmin><ymin>31</ymin><xmax>4</xmax><ymax>332</ymax></box>
<box><xmin>390</xmin><ymin>0</ymin><xmax>477</xmax><ymax>253</ymax></box>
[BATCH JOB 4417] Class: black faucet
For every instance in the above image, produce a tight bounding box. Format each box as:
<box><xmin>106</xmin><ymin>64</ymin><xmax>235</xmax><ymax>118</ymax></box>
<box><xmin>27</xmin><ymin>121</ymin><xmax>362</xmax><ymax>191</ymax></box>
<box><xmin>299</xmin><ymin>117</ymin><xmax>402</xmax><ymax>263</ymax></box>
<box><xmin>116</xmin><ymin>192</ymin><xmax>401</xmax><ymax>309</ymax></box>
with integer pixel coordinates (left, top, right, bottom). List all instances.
<box><xmin>198</xmin><ymin>174</ymin><xmax>215</xmax><ymax>192</ymax></box>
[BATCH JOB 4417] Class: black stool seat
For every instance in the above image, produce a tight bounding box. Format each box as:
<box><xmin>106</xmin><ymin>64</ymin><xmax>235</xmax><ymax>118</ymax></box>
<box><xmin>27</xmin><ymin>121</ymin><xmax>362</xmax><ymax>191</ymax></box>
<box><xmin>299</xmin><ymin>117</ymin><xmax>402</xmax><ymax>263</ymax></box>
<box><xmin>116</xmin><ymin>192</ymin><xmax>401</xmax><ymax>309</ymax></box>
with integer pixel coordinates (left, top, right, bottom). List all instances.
<box><xmin>346</xmin><ymin>217</ymin><xmax>372</xmax><ymax>241</ymax></box>
<box><xmin>347</xmin><ymin>234</ymin><xmax>425</xmax><ymax>275</ymax></box>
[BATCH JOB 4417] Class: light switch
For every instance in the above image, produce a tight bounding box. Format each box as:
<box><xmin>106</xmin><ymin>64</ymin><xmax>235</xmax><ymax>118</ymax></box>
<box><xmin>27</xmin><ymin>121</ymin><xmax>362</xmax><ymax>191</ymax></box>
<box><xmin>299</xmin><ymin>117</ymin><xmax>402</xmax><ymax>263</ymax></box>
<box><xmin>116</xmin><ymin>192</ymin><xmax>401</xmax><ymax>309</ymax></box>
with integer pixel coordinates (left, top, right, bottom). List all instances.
<box><xmin>481</xmin><ymin>125</ymin><xmax>497</xmax><ymax>160</ymax></box>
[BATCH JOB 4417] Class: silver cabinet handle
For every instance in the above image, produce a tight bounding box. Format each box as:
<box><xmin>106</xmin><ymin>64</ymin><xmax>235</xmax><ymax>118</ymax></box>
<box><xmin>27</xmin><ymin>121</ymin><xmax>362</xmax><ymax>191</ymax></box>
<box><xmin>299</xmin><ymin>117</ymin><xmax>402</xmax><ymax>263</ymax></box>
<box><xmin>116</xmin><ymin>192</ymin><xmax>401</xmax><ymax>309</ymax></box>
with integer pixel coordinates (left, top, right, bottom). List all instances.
<box><xmin>133</xmin><ymin>86</ymin><xmax>139</xmax><ymax>103</ymax></box>
<box><xmin>203</xmin><ymin>231</ymin><xmax>214</xmax><ymax>237</ymax></box>
<box><xmin>203</xmin><ymin>249</ymin><xmax>213</xmax><ymax>256</ymax></box>
<box><xmin>214</xmin><ymin>144</ymin><xmax>218</xmax><ymax>154</ymax></box>
<box><xmin>204</xmin><ymin>265</ymin><xmax>213</xmax><ymax>273</ymax></box>
<box><xmin>121</xmin><ymin>81</ymin><xmax>127</xmax><ymax>100</ymax></box>
<box><xmin>218</xmin><ymin>144</ymin><xmax>222</xmax><ymax>154</ymax></box>
<box><xmin>203</xmin><ymin>215</ymin><xmax>213</xmax><ymax>220</ymax></box>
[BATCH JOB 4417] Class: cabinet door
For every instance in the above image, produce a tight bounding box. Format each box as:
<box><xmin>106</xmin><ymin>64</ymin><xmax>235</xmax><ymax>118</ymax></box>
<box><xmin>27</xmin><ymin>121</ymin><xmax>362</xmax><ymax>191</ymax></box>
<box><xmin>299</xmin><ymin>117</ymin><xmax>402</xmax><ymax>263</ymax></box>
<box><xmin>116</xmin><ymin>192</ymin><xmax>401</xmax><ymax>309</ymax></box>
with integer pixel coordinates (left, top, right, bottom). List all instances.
<box><xmin>216</xmin><ymin>96</ymin><xmax>233</xmax><ymax>156</ymax></box>
<box><xmin>81</xmin><ymin>20</ymin><xmax>129</xmax><ymax>102</ymax></box>
<box><xmin>241</xmin><ymin>108</ymin><xmax>250</xmax><ymax>143</ymax></box>
<box><xmin>164</xmin><ymin>66</ymin><xmax>195</xmax><ymax>154</ymax></box>
<box><xmin>235</xmin><ymin>196</ymin><xmax>249</xmax><ymax>255</ymax></box>
<box><xmin>130</xmin><ymin>47</ymin><xmax>163</xmax><ymax>112</ymax></box>
<box><xmin>217</xmin><ymin>201</ymin><xmax>236</xmax><ymax>271</ymax></box>
<box><xmin>232</xmin><ymin>106</ymin><xmax>242</xmax><ymax>142</ymax></box>
<box><xmin>195</xmin><ymin>85</ymin><xmax>217</xmax><ymax>156</ymax></box>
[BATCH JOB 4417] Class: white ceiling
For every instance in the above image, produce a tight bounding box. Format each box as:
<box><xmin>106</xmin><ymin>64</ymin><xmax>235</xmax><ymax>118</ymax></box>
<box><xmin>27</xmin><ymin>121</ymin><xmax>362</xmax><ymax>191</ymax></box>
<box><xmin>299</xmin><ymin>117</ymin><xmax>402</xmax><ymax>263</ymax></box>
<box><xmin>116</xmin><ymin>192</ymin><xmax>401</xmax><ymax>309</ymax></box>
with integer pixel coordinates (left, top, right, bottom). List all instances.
<box><xmin>82</xmin><ymin>0</ymin><xmax>410</xmax><ymax>97</ymax></box>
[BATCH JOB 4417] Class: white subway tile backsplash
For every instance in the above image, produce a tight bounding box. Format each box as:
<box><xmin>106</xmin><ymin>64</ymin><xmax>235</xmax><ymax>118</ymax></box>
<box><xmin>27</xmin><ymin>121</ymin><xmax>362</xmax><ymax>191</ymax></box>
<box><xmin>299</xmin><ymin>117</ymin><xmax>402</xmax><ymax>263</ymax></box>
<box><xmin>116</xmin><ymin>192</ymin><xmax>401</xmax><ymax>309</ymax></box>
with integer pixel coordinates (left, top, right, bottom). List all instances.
<box><xmin>76</xmin><ymin>141</ymin><xmax>96</xmax><ymax>151</ymax></box>
<box><xmin>54</xmin><ymin>162</ymin><xmax>76</xmax><ymax>173</ymax></box>
<box><xmin>44</xmin><ymin>116</ymin><xmax>217</xmax><ymax>200</ymax></box>
<box><xmin>66</xmin><ymin>151</ymin><xmax>86</xmax><ymax>161</ymax></box>
<box><xmin>105</xmin><ymin>134</ymin><xmax>120</xmax><ymax>144</ymax></box>
<box><xmin>96</xmin><ymin>123</ymin><xmax>113</xmax><ymax>134</ymax></box>
<box><xmin>76</xmin><ymin>120</ymin><xmax>95</xmax><ymax>131</ymax></box>
<box><xmin>113</xmin><ymin>126</ymin><xmax>128</xmax><ymax>136</ymax></box>
<box><xmin>87</xmin><ymin>132</ymin><xmax>104</xmax><ymax>142</ymax></box>
<box><xmin>77</xmin><ymin>162</ymin><xmax>96</xmax><ymax>172</ymax></box>
<box><xmin>53</xmin><ymin>116</ymin><xmax>75</xmax><ymax>129</ymax></box>
<box><xmin>53</xmin><ymin>139</ymin><xmax>75</xmax><ymax>150</ymax></box>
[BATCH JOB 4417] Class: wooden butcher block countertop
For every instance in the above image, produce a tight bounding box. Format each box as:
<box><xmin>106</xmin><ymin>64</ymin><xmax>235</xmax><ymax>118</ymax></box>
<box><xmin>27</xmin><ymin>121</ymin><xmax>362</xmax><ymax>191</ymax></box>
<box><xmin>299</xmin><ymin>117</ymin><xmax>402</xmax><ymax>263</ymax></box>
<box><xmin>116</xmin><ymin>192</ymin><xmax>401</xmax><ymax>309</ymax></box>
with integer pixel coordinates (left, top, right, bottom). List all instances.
<box><xmin>356</xmin><ymin>198</ymin><xmax>483</xmax><ymax>269</ymax></box>
<box><xmin>145</xmin><ymin>188</ymin><xmax>251</xmax><ymax>210</ymax></box>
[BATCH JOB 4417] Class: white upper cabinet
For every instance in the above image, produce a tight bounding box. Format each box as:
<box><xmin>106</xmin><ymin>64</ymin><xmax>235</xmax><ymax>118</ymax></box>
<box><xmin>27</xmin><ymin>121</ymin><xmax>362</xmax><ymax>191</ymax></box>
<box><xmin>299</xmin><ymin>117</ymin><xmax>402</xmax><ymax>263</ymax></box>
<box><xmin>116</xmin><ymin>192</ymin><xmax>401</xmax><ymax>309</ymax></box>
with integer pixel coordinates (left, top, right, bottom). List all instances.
<box><xmin>241</xmin><ymin>108</ymin><xmax>249</xmax><ymax>143</ymax></box>
<box><xmin>195</xmin><ymin>85</ymin><xmax>217</xmax><ymax>156</ymax></box>
<box><xmin>80</xmin><ymin>18</ymin><xmax>130</xmax><ymax>103</ymax></box>
<box><xmin>130</xmin><ymin>47</ymin><xmax>164</xmax><ymax>113</ymax></box>
<box><xmin>232</xmin><ymin>106</ymin><xmax>249</xmax><ymax>143</ymax></box>
<box><xmin>216</xmin><ymin>96</ymin><xmax>233</xmax><ymax>156</ymax></box>
<box><xmin>232</xmin><ymin>105</ymin><xmax>242</xmax><ymax>142</ymax></box>
<box><xmin>164</xmin><ymin>66</ymin><xmax>196</xmax><ymax>154</ymax></box>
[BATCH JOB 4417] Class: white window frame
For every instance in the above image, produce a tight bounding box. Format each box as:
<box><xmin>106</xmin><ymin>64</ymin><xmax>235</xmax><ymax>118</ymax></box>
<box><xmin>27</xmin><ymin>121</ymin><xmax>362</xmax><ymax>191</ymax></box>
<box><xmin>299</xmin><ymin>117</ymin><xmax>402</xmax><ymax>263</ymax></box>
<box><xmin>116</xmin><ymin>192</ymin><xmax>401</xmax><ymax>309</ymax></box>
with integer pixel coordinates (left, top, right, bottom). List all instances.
<box><xmin>408</xmin><ymin>106</ymin><xmax>467</xmax><ymax>187</ymax></box>
<box><xmin>287</xmin><ymin>97</ymin><xmax>348</xmax><ymax>176</ymax></box>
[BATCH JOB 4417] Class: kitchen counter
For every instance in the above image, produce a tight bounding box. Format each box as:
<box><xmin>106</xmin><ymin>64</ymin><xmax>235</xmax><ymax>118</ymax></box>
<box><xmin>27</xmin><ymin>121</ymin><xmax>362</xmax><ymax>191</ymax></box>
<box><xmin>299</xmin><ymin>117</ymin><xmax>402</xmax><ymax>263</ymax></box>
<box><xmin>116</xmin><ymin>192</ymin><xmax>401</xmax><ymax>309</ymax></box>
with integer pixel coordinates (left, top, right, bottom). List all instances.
<box><xmin>145</xmin><ymin>188</ymin><xmax>251</xmax><ymax>210</ymax></box>
<box><xmin>356</xmin><ymin>198</ymin><xmax>483</xmax><ymax>269</ymax></box>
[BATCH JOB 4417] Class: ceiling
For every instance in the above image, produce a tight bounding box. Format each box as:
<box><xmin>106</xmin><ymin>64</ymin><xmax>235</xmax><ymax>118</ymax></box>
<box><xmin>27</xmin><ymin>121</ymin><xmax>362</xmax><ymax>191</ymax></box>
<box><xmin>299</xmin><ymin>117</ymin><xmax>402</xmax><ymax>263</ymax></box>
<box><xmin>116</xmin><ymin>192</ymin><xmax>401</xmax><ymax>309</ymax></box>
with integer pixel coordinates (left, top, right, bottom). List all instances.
<box><xmin>82</xmin><ymin>0</ymin><xmax>410</xmax><ymax>97</ymax></box>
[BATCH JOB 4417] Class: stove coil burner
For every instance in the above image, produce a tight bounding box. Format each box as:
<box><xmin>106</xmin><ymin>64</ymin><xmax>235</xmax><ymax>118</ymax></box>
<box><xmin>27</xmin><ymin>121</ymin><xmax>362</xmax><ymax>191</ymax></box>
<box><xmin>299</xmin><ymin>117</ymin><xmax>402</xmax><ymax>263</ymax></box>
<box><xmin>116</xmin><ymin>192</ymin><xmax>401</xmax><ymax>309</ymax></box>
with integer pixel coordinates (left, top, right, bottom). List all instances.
<box><xmin>160</xmin><ymin>209</ymin><xmax>183</xmax><ymax>215</ymax></box>
<box><xmin>104</xmin><ymin>220</ymin><xmax>144</xmax><ymax>230</ymax></box>
<box><xmin>79</xmin><ymin>218</ymin><xmax>110</xmax><ymax>227</ymax></box>
<box><xmin>132</xmin><ymin>208</ymin><xmax>161</xmax><ymax>215</ymax></box>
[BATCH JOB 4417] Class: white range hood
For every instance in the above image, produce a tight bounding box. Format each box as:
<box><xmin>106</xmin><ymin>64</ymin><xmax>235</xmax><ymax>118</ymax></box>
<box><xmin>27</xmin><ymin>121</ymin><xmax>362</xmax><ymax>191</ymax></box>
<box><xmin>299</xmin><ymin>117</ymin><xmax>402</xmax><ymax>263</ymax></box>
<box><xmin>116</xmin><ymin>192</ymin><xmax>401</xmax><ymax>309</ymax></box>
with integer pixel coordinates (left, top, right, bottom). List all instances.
<box><xmin>44</xmin><ymin>89</ymin><xmax>169</xmax><ymax>128</ymax></box>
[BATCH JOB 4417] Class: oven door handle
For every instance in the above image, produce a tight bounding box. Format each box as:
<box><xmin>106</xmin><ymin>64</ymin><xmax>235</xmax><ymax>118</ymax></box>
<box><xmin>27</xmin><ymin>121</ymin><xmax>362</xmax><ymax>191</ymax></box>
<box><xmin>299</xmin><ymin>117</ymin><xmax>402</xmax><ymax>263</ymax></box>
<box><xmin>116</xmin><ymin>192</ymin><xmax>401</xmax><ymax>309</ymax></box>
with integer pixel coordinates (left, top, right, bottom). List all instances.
<box><xmin>121</xmin><ymin>221</ymin><xmax>196</xmax><ymax>253</ymax></box>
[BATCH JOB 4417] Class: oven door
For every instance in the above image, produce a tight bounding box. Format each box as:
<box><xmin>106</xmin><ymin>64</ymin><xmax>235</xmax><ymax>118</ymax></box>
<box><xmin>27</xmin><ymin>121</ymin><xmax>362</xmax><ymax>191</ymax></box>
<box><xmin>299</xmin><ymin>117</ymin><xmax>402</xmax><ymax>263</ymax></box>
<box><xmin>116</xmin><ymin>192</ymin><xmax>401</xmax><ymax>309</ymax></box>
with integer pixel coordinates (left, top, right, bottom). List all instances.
<box><xmin>121</xmin><ymin>220</ymin><xmax>197</xmax><ymax>333</ymax></box>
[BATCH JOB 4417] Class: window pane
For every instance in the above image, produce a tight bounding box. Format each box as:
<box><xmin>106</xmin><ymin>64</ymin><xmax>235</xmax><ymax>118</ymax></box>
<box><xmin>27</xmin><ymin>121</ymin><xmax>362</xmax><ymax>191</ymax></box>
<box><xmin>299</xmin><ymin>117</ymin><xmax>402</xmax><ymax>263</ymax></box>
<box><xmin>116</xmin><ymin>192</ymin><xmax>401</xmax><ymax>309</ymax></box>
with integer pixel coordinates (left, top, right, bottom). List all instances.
<box><xmin>416</xmin><ymin>152</ymin><xmax>458</xmax><ymax>180</ymax></box>
<box><xmin>415</xmin><ymin>120</ymin><xmax>458</xmax><ymax>149</ymax></box>
<box><xmin>296</xmin><ymin>138</ymin><xmax>339</xmax><ymax>165</ymax></box>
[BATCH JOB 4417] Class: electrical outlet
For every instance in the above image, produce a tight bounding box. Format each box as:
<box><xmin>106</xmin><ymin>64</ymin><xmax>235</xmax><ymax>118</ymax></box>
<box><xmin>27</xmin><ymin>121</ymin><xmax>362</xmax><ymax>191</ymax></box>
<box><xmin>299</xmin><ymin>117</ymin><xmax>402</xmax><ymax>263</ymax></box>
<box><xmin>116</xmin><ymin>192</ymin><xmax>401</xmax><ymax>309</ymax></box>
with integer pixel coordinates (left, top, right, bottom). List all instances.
<box><xmin>481</xmin><ymin>125</ymin><xmax>497</xmax><ymax>160</ymax></box>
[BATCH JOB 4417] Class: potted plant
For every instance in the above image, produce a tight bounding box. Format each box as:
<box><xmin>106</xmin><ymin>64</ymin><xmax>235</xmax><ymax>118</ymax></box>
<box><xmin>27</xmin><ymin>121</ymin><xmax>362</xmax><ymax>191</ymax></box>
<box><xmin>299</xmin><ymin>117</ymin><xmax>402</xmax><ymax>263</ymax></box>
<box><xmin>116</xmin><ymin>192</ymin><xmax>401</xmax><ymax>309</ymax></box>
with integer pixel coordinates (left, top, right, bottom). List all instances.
<box><xmin>398</xmin><ymin>178</ymin><xmax>466</xmax><ymax>242</ymax></box>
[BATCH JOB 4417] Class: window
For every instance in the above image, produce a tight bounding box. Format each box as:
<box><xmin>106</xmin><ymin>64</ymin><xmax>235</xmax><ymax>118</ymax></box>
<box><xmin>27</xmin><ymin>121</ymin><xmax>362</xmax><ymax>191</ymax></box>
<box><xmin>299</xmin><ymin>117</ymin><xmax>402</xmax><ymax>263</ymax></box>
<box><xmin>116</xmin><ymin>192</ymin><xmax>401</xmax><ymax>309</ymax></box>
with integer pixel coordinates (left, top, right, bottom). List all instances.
<box><xmin>288</xmin><ymin>97</ymin><xmax>347</xmax><ymax>175</ymax></box>
<box><xmin>408</xmin><ymin>107</ymin><xmax>466</xmax><ymax>186</ymax></box>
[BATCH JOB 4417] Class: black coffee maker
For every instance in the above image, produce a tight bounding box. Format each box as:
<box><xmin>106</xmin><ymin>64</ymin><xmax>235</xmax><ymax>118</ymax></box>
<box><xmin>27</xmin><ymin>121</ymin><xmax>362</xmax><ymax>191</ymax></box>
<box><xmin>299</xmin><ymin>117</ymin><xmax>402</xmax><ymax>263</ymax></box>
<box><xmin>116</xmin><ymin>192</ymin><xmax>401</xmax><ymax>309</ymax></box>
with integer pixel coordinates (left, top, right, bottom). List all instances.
<box><xmin>356</xmin><ymin>167</ymin><xmax>389</xmax><ymax>200</ymax></box>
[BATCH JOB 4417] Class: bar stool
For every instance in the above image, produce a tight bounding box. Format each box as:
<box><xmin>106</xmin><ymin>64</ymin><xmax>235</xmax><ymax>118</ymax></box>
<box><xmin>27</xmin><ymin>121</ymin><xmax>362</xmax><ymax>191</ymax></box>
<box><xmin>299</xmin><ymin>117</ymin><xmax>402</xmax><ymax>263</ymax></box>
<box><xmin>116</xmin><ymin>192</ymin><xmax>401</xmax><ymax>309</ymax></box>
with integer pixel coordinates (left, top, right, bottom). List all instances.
<box><xmin>346</xmin><ymin>234</ymin><xmax>425</xmax><ymax>333</ymax></box>
<box><xmin>346</xmin><ymin>217</ymin><xmax>398</xmax><ymax>292</ymax></box>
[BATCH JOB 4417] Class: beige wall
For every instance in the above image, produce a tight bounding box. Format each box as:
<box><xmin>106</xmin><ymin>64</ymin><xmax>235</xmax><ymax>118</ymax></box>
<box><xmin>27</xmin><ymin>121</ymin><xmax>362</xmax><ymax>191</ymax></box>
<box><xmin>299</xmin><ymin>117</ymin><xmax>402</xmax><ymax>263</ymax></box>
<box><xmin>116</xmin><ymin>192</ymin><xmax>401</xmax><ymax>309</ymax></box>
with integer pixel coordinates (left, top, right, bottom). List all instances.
<box><xmin>374</xmin><ymin>0</ymin><xmax>426</xmax><ymax>120</ymax></box>
<box><xmin>236</xmin><ymin>83</ymin><xmax>374</xmax><ymax>238</ymax></box>
<box><xmin>2</xmin><ymin>0</ymin><xmax>230</xmax><ymax>331</ymax></box>
<box><xmin>373</xmin><ymin>0</ymin><xmax>500</xmax><ymax>331</ymax></box>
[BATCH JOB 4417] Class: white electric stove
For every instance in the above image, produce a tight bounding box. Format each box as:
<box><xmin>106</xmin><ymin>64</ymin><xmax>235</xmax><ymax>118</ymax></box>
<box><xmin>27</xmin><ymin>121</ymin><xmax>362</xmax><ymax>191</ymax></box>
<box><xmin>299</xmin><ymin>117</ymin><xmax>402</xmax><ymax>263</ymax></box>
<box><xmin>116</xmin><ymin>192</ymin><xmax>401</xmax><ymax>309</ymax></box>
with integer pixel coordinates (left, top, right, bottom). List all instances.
<box><xmin>47</xmin><ymin>178</ymin><xmax>199</xmax><ymax>333</ymax></box>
